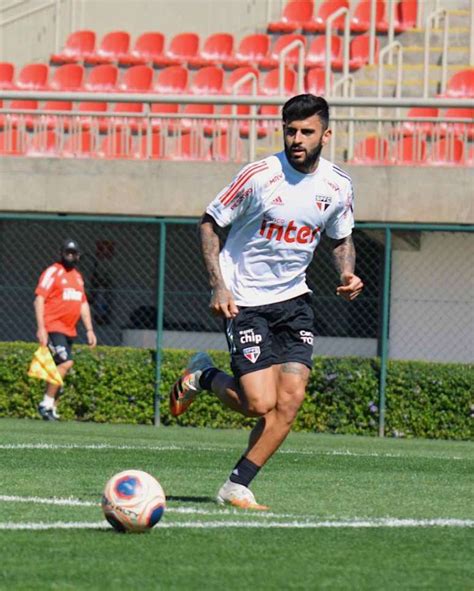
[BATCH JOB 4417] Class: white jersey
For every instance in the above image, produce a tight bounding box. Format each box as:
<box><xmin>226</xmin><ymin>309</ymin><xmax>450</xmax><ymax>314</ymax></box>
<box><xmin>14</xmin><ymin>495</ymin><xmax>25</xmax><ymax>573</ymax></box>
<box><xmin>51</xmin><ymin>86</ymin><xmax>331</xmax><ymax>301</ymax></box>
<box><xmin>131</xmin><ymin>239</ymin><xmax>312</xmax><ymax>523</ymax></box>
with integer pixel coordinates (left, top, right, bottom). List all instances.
<box><xmin>206</xmin><ymin>151</ymin><xmax>355</xmax><ymax>307</ymax></box>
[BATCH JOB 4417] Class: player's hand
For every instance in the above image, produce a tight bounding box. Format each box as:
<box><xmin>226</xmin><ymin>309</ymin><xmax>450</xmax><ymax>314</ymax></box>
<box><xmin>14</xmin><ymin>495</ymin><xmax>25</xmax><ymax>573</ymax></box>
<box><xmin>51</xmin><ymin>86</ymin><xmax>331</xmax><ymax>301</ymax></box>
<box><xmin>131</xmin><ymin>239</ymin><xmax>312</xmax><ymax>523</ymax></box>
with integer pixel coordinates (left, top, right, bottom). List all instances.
<box><xmin>87</xmin><ymin>329</ymin><xmax>97</xmax><ymax>348</ymax></box>
<box><xmin>36</xmin><ymin>328</ymin><xmax>48</xmax><ymax>347</ymax></box>
<box><xmin>210</xmin><ymin>286</ymin><xmax>239</xmax><ymax>319</ymax></box>
<box><xmin>336</xmin><ymin>272</ymin><xmax>364</xmax><ymax>301</ymax></box>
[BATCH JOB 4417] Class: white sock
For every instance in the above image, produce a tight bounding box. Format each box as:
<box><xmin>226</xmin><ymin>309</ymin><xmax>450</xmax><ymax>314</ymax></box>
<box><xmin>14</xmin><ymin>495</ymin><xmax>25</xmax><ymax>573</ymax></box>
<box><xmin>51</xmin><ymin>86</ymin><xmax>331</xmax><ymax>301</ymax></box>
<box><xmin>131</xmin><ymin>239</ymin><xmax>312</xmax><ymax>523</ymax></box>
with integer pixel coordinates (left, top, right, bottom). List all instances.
<box><xmin>41</xmin><ymin>395</ymin><xmax>55</xmax><ymax>409</ymax></box>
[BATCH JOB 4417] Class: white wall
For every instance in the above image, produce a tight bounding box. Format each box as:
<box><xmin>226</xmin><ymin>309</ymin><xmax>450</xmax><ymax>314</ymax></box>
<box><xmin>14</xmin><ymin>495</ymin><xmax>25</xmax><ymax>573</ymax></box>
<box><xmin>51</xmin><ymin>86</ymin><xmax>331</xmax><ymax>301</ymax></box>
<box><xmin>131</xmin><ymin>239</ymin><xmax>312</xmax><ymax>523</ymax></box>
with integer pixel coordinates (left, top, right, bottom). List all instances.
<box><xmin>390</xmin><ymin>232</ymin><xmax>474</xmax><ymax>363</ymax></box>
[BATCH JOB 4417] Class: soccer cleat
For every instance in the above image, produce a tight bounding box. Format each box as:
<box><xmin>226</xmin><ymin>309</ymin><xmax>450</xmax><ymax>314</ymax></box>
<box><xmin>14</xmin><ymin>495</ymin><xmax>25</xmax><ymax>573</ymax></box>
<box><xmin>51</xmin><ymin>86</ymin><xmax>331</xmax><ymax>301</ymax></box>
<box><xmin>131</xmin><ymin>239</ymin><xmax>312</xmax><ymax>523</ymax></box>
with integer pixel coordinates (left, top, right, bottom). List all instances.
<box><xmin>216</xmin><ymin>479</ymin><xmax>269</xmax><ymax>511</ymax></box>
<box><xmin>38</xmin><ymin>404</ymin><xmax>57</xmax><ymax>421</ymax></box>
<box><xmin>169</xmin><ymin>352</ymin><xmax>214</xmax><ymax>417</ymax></box>
<box><xmin>51</xmin><ymin>407</ymin><xmax>60</xmax><ymax>420</ymax></box>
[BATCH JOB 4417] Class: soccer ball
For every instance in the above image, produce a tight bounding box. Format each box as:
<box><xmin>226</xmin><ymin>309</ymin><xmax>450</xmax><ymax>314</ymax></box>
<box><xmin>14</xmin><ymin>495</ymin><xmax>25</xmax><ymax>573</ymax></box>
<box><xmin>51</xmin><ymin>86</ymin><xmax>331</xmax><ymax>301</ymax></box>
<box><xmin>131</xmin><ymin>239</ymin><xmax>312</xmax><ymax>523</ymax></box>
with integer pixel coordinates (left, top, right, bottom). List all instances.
<box><xmin>102</xmin><ymin>469</ymin><xmax>166</xmax><ymax>533</ymax></box>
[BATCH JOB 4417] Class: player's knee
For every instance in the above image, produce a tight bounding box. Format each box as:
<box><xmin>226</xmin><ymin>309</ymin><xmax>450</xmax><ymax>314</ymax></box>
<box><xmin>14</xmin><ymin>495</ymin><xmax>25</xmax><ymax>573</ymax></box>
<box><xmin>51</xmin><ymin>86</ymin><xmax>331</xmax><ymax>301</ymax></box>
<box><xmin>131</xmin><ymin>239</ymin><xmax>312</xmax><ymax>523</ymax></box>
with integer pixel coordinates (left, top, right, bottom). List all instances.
<box><xmin>61</xmin><ymin>360</ymin><xmax>74</xmax><ymax>372</ymax></box>
<box><xmin>246</xmin><ymin>399</ymin><xmax>275</xmax><ymax>417</ymax></box>
<box><xmin>279</xmin><ymin>389</ymin><xmax>306</xmax><ymax>423</ymax></box>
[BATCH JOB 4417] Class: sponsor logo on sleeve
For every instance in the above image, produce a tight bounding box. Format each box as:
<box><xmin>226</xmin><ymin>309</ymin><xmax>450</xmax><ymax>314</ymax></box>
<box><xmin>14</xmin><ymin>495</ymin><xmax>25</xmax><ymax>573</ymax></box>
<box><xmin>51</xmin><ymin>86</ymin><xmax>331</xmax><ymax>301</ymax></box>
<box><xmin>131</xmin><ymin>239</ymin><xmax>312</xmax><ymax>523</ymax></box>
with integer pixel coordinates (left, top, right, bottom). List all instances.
<box><xmin>299</xmin><ymin>330</ymin><xmax>314</xmax><ymax>345</ymax></box>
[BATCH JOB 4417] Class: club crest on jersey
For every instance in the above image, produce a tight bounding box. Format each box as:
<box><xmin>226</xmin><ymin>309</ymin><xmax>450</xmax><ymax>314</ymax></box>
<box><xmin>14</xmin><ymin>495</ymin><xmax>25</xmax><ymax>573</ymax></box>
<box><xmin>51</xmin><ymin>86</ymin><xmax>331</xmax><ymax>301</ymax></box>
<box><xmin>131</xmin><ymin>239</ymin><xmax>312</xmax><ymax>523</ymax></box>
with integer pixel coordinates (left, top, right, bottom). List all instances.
<box><xmin>315</xmin><ymin>195</ymin><xmax>332</xmax><ymax>212</ymax></box>
<box><xmin>243</xmin><ymin>346</ymin><xmax>261</xmax><ymax>364</ymax></box>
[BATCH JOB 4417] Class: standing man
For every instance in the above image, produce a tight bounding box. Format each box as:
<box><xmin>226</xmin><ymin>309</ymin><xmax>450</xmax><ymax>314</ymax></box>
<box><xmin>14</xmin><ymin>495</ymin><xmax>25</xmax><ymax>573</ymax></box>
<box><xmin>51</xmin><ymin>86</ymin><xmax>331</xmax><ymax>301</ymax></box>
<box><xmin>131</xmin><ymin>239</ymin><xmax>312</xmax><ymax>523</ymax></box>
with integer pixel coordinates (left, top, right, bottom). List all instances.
<box><xmin>34</xmin><ymin>238</ymin><xmax>97</xmax><ymax>421</ymax></box>
<box><xmin>169</xmin><ymin>94</ymin><xmax>364</xmax><ymax>509</ymax></box>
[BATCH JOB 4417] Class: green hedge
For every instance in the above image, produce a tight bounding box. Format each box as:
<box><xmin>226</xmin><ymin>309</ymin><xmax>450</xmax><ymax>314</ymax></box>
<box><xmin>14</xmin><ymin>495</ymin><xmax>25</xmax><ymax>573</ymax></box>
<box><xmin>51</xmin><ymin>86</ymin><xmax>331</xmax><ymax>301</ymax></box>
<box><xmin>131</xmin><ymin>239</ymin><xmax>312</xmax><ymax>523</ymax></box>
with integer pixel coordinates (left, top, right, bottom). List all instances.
<box><xmin>0</xmin><ymin>342</ymin><xmax>472</xmax><ymax>440</ymax></box>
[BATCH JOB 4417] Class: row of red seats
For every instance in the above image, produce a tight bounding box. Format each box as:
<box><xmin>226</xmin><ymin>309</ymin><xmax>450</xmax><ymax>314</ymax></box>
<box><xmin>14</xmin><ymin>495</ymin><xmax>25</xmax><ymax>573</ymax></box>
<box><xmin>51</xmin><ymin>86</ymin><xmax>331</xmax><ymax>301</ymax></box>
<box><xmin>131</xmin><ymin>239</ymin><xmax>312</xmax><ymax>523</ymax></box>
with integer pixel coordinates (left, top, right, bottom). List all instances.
<box><xmin>49</xmin><ymin>29</ymin><xmax>379</xmax><ymax>72</ymax></box>
<box><xmin>352</xmin><ymin>135</ymin><xmax>472</xmax><ymax>165</ymax></box>
<box><xmin>268</xmin><ymin>0</ymin><xmax>417</xmax><ymax>34</ymax></box>
<box><xmin>0</xmin><ymin>63</ymin><xmax>307</xmax><ymax>94</ymax></box>
<box><xmin>0</xmin><ymin>129</ymin><xmax>242</xmax><ymax>161</ymax></box>
<box><xmin>0</xmin><ymin>65</ymin><xmax>327</xmax><ymax>135</ymax></box>
<box><xmin>399</xmin><ymin>107</ymin><xmax>474</xmax><ymax>140</ymax></box>
<box><xmin>2</xmin><ymin>128</ymin><xmax>471</xmax><ymax>166</ymax></box>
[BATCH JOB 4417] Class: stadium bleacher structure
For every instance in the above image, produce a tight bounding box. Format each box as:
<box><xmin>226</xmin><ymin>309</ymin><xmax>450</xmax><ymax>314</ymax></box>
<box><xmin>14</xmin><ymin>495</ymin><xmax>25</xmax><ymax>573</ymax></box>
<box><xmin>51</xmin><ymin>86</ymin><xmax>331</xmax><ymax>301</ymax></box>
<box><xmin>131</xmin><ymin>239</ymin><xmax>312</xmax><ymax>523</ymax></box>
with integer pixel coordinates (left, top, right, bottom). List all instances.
<box><xmin>0</xmin><ymin>0</ymin><xmax>472</xmax><ymax>164</ymax></box>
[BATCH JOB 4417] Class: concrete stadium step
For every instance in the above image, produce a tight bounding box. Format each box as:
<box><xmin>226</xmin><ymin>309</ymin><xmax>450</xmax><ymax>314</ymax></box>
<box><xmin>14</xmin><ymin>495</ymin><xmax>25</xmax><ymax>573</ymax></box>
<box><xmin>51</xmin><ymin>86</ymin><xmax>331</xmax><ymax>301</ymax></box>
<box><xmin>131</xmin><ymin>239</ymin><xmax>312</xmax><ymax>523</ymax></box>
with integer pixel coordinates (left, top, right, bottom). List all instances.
<box><xmin>400</xmin><ymin>27</ymin><xmax>471</xmax><ymax>47</ymax></box>
<box><xmin>401</xmin><ymin>45</ymin><xmax>470</xmax><ymax>65</ymax></box>
<box><xmin>354</xmin><ymin>78</ymin><xmax>443</xmax><ymax>97</ymax></box>
<box><xmin>355</xmin><ymin>63</ymin><xmax>469</xmax><ymax>82</ymax></box>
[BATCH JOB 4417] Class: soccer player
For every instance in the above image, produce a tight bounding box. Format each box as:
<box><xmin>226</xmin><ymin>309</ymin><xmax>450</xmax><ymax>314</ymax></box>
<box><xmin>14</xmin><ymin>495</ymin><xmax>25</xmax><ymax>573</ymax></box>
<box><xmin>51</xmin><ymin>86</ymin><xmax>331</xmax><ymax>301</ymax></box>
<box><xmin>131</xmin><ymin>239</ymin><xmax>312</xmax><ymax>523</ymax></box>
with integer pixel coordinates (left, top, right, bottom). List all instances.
<box><xmin>169</xmin><ymin>94</ymin><xmax>364</xmax><ymax>509</ymax></box>
<box><xmin>34</xmin><ymin>238</ymin><xmax>97</xmax><ymax>420</ymax></box>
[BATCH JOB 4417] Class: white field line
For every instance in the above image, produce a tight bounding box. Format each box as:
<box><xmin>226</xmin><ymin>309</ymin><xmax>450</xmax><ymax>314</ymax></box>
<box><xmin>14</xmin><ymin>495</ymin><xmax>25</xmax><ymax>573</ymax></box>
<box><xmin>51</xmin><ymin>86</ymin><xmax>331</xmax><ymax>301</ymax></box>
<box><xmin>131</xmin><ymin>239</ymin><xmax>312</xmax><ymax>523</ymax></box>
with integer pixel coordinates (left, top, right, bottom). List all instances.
<box><xmin>0</xmin><ymin>495</ymin><xmax>298</xmax><ymax>518</ymax></box>
<box><xmin>0</xmin><ymin>518</ymin><xmax>473</xmax><ymax>531</ymax></box>
<box><xmin>0</xmin><ymin>443</ymin><xmax>470</xmax><ymax>462</ymax></box>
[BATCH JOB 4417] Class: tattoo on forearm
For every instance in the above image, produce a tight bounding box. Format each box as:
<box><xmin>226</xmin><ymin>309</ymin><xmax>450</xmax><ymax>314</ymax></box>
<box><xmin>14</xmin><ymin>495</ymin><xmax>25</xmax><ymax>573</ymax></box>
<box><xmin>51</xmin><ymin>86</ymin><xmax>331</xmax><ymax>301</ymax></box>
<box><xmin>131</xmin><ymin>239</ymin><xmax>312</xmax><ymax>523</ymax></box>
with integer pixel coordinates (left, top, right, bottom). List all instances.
<box><xmin>332</xmin><ymin>236</ymin><xmax>356</xmax><ymax>277</ymax></box>
<box><xmin>200</xmin><ymin>223</ymin><xmax>224</xmax><ymax>288</ymax></box>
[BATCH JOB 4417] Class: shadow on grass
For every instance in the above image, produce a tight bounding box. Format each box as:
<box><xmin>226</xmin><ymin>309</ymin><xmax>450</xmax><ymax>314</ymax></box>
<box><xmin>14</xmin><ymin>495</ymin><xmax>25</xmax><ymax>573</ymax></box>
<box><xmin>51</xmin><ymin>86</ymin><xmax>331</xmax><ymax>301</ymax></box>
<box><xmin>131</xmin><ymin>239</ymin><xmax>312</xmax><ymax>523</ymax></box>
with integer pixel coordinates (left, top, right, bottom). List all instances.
<box><xmin>166</xmin><ymin>495</ymin><xmax>215</xmax><ymax>503</ymax></box>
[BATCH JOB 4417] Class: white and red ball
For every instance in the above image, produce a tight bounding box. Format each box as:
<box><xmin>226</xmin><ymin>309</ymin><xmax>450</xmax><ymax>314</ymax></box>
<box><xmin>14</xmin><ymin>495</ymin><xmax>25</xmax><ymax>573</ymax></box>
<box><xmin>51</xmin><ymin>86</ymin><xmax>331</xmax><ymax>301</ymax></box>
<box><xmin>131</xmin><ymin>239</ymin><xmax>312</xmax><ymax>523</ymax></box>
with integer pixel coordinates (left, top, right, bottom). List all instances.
<box><xmin>102</xmin><ymin>469</ymin><xmax>166</xmax><ymax>533</ymax></box>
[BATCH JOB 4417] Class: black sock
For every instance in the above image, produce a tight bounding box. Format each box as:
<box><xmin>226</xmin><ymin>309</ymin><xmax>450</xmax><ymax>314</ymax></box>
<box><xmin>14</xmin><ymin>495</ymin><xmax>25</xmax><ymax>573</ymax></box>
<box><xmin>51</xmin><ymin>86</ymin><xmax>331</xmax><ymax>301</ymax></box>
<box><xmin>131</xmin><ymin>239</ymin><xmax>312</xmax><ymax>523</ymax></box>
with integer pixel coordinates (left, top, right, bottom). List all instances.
<box><xmin>198</xmin><ymin>367</ymin><xmax>221</xmax><ymax>391</ymax></box>
<box><xmin>229</xmin><ymin>456</ymin><xmax>261</xmax><ymax>488</ymax></box>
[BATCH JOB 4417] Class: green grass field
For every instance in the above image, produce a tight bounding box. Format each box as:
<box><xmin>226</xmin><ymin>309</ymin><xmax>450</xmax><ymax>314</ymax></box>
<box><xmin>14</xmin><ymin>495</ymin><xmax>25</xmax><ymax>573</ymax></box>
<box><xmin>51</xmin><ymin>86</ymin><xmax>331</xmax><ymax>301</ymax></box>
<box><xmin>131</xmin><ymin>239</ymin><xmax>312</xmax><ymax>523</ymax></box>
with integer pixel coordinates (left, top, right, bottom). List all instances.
<box><xmin>0</xmin><ymin>418</ymin><xmax>472</xmax><ymax>590</ymax></box>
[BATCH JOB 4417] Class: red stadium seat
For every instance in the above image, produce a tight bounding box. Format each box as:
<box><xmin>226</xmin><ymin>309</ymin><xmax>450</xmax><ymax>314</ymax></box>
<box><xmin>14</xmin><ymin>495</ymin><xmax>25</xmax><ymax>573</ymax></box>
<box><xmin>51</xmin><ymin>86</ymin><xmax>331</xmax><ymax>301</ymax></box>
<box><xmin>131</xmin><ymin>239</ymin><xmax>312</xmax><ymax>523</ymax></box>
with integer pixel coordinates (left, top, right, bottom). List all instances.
<box><xmin>49</xmin><ymin>63</ymin><xmax>84</xmax><ymax>90</ymax></box>
<box><xmin>153</xmin><ymin>32</ymin><xmax>200</xmax><ymax>68</ymax></box>
<box><xmin>225</xmin><ymin>66</ymin><xmax>259</xmax><ymax>94</ymax></box>
<box><xmin>135</xmin><ymin>132</ymin><xmax>164</xmax><ymax>159</ymax></box>
<box><xmin>428</xmin><ymin>137</ymin><xmax>465</xmax><ymax>165</ymax></box>
<box><xmin>260</xmin><ymin>67</ymin><xmax>296</xmax><ymax>95</ymax></box>
<box><xmin>305</xmin><ymin>67</ymin><xmax>331</xmax><ymax>95</ymax></box>
<box><xmin>41</xmin><ymin>100</ymin><xmax>74</xmax><ymax>131</ymax></box>
<box><xmin>118</xmin><ymin>32</ymin><xmax>165</xmax><ymax>66</ymax></box>
<box><xmin>153</xmin><ymin>65</ymin><xmax>188</xmax><ymax>93</ymax></box>
<box><xmin>333</xmin><ymin>35</ymin><xmax>380</xmax><ymax>71</ymax></box>
<box><xmin>259</xmin><ymin>34</ymin><xmax>306</xmax><ymax>70</ymax></box>
<box><xmin>112</xmin><ymin>65</ymin><xmax>154</xmax><ymax>132</ymax></box>
<box><xmin>84</xmin><ymin>31</ymin><xmax>130</xmax><ymax>65</ymax></box>
<box><xmin>0</xmin><ymin>100</ymin><xmax>38</xmax><ymax>130</ymax></box>
<box><xmin>377</xmin><ymin>0</ymin><xmax>418</xmax><ymax>33</ymax></box>
<box><xmin>0</xmin><ymin>62</ymin><xmax>14</xmax><ymax>89</ymax></box>
<box><xmin>180</xmin><ymin>103</ymin><xmax>216</xmax><ymax>136</ymax></box>
<box><xmin>466</xmin><ymin>146</ymin><xmax>474</xmax><ymax>166</ymax></box>
<box><xmin>302</xmin><ymin>0</ymin><xmax>349</xmax><ymax>33</ymax></box>
<box><xmin>61</xmin><ymin>130</ymin><xmax>98</xmax><ymax>158</ymax></box>
<box><xmin>393</xmin><ymin>136</ymin><xmax>427</xmax><ymax>164</ymax></box>
<box><xmin>26</xmin><ymin>130</ymin><xmax>59</xmax><ymax>156</ymax></box>
<box><xmin>305</xmin><ymin>36</ymin><xmax>342</xmax><ymax>69</ymax></box>
<box><xmin>77</xmin><ymin>65</ymin><xmax>118</xmax><ymax>132</ymax></box>
<box><xmin>267</xmin><ymin>0</ymin><xmax>314</xmax><ymax>34</ymax></box>
<box><xmin>188</xmin><ymin>33</ymin><xmax>234</xmax><ymax>69</ymax></box>
<box><xmin>349</xmin><ymin>0</ymin><xmax>385</xmax><ymax>33</ymax></box>
<box><xmin>399</xmin><ymin>107</ymin><xmax>439</xmax><ymax>137</ymax></box>
<box><xmin>97</xmin><ymin>130</ymin><xmax>134</xmax><ymax>158</ymax></box>
<box><xmin>440</xmin><ymin>108</ymin><xmax>474</xmax><ymax>140</ymax></box>
<box><xmin>50</xmin><ymin>30</ymin><xmax>96</xmax><ymax>64</ymax></box>
<box><xmin>444</xmin><ymin>69</ymin><xmax>474</xmax><ymax>98</ymax></box>
<box><xmin>16</xmin><ymin>63</ymin><xmax>49</xmax><ymax>89</ymax></box>
<box><xmin>150</xmin><ymin>66</ymin><xmax>188</xmax><ymax>132</ymax></box>
<box><xmin>351</xmin><ymin>136</ymin><xmax>390</xmax><ymax>164</ymax></box>
<box><xmin>221</xmin><ymin>34</ymin><xmax>270</xmax><ymax>69</ymax></box>
<box><xmin>0</xmin><ymin>129</ymin><xmax>26</xmax><ymax>155</ymax></box>
<box><xmin>210</xmin><ymin>132</ymin><xmax>243</xmax><ymax>161</ymax></box>
<box><xmin>189</xmin><ymin>66</ymin><xmax>224</xmax><ymax>94</ymax></box>
<box><xmin>165</xmin><ymin>132</ymin><xmax>209</xmax><ymax>160</ymax></box>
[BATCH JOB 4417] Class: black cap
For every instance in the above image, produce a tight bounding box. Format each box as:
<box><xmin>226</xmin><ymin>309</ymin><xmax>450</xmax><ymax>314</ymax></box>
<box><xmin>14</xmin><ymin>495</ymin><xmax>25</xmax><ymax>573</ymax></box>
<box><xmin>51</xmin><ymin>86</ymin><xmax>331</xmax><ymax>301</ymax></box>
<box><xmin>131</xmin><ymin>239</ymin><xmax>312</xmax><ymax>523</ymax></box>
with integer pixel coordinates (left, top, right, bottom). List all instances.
<box><xmin>61</xmin><ymin>238</ymin><xmax>80</xmax><ymax>253</ymax></box>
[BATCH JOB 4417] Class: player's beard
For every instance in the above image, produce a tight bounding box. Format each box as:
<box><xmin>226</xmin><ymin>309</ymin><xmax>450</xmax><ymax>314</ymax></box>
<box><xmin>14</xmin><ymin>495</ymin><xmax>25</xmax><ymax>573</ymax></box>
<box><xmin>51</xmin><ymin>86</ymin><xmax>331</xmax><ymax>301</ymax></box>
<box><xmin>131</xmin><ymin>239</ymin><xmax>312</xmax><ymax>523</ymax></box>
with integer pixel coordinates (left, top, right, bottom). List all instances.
<box><xmin>285</xmin><ymin>138</ymin><xmax>324</xmax><ymax>173</ymax></box>
<box><xmin>61</xmin><ymin>255</ymin><xmax>78</xmax><ymax>270</ymax></box>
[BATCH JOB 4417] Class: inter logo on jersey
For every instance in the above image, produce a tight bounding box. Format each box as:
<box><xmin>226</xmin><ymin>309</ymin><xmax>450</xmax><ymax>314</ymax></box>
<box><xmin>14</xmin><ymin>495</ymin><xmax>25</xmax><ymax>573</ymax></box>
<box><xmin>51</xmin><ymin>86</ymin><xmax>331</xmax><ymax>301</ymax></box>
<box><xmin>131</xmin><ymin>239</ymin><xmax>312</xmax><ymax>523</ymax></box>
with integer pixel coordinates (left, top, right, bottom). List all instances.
<box><xmin>315</xmin><ymin>194</ymin><xmax>332</xmax><ymax>212</ymax></box>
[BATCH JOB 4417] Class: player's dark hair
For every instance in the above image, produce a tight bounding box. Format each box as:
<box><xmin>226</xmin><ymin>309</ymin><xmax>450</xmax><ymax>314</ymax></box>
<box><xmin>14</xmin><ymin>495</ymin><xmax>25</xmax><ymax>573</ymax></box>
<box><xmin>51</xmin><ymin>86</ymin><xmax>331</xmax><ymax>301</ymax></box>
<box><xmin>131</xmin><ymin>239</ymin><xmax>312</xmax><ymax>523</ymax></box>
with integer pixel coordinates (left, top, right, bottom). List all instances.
<box><xmin>282</xmin><ymin>94</ymin><xmax>330</xmax><ymax>130</ymax></box>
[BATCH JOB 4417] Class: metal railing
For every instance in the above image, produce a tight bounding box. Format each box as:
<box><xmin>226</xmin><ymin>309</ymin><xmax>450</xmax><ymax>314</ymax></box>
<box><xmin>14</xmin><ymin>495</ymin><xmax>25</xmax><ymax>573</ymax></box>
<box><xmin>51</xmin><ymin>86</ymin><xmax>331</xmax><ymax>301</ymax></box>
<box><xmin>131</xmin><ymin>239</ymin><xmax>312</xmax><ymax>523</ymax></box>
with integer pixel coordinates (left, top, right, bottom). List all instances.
<box><xmin>423</xmin><ymin>8</ymin><xmax>450</xmax><ymax>97</ymax></box>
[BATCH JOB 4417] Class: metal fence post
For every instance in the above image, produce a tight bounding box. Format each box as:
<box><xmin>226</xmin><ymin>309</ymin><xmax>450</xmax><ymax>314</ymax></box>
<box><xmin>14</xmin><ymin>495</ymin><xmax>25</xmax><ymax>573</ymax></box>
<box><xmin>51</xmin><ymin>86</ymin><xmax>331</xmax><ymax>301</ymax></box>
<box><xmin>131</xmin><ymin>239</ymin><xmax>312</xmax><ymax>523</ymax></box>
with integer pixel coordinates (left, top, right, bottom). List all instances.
<box><xmin>378</xmin><ymin>227</ymin><xmax>392</xmax><ymax>437</ymax></box>
<box><xmin>154</xmin><ymin>221</ymin><xmax>167</xmax><ymax>427</ymax></box>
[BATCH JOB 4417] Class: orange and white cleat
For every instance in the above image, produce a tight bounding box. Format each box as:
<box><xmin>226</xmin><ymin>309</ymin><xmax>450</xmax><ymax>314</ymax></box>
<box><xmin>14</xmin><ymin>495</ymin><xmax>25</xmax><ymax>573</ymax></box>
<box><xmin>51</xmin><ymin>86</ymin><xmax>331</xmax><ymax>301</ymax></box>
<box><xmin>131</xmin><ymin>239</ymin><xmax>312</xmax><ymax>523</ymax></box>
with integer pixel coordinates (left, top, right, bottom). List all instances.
<box><xmin>169</xmin><ymin>352</ymin><xmax>214</xmax><ymax>417</ymax></box>
<box><xmin>217</xmin><ymin>479</ymin><xmax>269</xmax><ymax>511</ymax></box>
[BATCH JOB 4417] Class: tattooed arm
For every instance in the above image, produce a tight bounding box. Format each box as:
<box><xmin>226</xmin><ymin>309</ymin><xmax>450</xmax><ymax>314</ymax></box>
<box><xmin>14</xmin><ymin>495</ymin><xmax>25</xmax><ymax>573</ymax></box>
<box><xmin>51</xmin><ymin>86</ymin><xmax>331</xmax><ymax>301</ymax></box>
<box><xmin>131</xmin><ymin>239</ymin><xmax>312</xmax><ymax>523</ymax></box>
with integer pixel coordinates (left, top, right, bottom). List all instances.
<box><xmin>200</xmin><ymin>213</ymin><xmax>239</xmax><ymax>318</ymax></box>
<box><xmin>327</xmin><ymin>235</ymin><xmax>364</xmax><ymax>301</ymax></box>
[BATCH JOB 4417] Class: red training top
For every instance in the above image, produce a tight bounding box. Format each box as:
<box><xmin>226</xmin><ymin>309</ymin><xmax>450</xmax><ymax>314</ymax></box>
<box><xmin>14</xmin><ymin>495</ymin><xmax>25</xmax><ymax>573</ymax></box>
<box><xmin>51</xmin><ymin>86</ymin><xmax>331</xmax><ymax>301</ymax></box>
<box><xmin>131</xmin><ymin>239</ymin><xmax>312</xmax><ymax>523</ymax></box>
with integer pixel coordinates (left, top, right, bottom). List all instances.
<box><xmin>35</xmin><ymin>262</ymin><xmax>87</xmax><ymax>337</ymax></box>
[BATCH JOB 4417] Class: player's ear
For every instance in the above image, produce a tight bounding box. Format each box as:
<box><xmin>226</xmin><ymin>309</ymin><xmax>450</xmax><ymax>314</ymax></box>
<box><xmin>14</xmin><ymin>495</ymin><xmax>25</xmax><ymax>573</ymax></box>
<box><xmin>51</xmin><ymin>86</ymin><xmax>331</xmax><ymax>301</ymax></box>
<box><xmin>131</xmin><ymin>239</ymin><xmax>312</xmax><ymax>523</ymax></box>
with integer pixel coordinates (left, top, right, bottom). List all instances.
<box><xmin>322</xmin><ymin>127</ymin><xmax>332</xmax><ymax>145</ymax></box>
